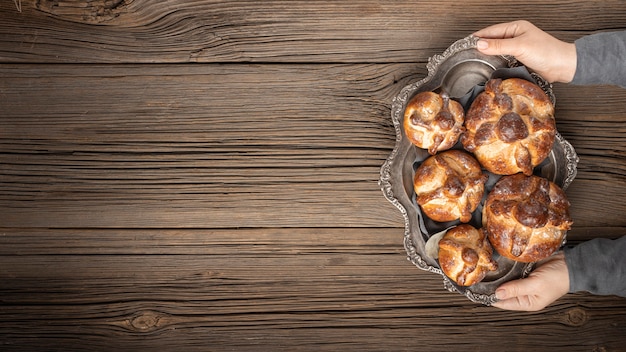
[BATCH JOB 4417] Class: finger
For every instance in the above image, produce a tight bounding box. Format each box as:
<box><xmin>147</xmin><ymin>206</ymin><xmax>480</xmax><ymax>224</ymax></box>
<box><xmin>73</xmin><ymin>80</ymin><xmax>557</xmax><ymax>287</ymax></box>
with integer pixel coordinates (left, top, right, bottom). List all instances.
<box><xmin>492</xmin><ymin>296</ymin><xmax>536</xmax><ymax>311</ymax></box>
<box><xmin>475</xmin><ymin>37</ymin><xmax>525</xmax><ymax>58</ymax></box>
<box><xmin>491</xmin><ymin>277</ymin><xmax>543</xmax><ymax>311</ymax></box>
<box><xmin>473</xmin><ymin>20</ymin><xmax>529</xmax><ymax>39</ymax></box>
<box><xmin>496</xmin><ymin>277</ymin><xmax>539</xmax><ymax>300</ymax></box>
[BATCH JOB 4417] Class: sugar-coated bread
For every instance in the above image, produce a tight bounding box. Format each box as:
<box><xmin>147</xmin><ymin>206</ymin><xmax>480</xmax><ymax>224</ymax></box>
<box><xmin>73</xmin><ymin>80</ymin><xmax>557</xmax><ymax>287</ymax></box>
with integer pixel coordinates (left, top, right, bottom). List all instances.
<box><xmin>438</xmin><ymin>224</ymin><xmax>498</xmax><ymax>286</ymax></box>
<box><xmin>404</xmin><ymin>91</ymin><xmax>465</xmax><ymax>155</ymax></box>
<box><xmin>413</xmin><ymin>150</ymin><xmax>488</xmax><ymax>223</ymax></box>
<box><xmin>461</xmin><ymin>78</ymin><xmax>555</xmax><ymax>176</ymax></box>
<box><xmin>483</xmin><ymin>173</ymin><xmax>573</xmax><ymax>263</ymax></box>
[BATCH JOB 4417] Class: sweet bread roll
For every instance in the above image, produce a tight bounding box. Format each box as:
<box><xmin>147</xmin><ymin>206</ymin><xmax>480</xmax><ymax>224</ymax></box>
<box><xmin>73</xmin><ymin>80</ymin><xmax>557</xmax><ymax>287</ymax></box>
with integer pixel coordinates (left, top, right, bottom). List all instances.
<box><xmin>461</xmin><ymin>78</ymin><xmax>556</xmax><ymax>176</ymax></box>
<box><xmin>483</xmin><ymin>173</ymin><xmax>573</xmax><ymax>263</ymax></box>
<box><xmin>438</xmin><ymin>224</ymin><xmax>498</xmax><ymax>286</ymax></box>
<box><xmin>413</xmin><ymin>150</ymin><xmax>488</xmax><ymax>223</ymax></box>
<box><xmin>404</xmin><ymin>91</ymin><xmax>465</xmax><ymax>155</ymax></box>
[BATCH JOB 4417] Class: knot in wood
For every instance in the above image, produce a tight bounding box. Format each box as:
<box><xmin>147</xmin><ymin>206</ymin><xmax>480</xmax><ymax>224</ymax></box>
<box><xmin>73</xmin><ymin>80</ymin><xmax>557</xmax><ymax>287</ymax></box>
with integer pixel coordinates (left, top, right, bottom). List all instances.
<box><xmin>36</xmin><ymin>0</ymin><xmax>129</xmax><ymax>24</ymax></box>
<box><xmin>130</xmin><ymin>311</ymin><xmax>161</xmax><ymax>331</ymax></box>
<box><xmin>565</xmin><ymin>307</ymin><xmax>587</xmax><ymax>327</ymax></box>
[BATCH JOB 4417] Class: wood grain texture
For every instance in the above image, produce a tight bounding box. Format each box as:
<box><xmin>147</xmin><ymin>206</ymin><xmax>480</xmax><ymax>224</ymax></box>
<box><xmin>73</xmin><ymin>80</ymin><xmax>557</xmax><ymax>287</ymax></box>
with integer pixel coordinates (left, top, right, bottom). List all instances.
<box><xmin>1</xmin><ymin>228</ymin><xmax>625</xmax><ymax>352</ymax></box>
<box><xmin>0</xmin><ymin>0</ymin><xmax>625</xmax><ymax>63</ymax></box>
<box><xmin>1</xmin><ymin>1</ymin><xmax>626</xmax><ymax>351</ymax></box>
<box><xmin>0</xmin><ymin>63</ymin><xmax>411</xmax><ymax>228</ymax></box>
<box><xmin>1</xmin><ymin>65</ymin><xmax>625</xmax><ymax>231</ymax></box>
<box><xmin>0</xmin><ymin>228</ymin><xmax>620</xmax><ymax>257</ymax></box>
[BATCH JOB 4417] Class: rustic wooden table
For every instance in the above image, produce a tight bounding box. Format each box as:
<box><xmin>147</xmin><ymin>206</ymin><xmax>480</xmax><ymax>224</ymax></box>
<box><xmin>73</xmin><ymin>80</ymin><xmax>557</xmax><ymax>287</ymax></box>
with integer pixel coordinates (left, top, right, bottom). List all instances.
<box><xmin>1</xmin><ymin>1</ymin><xmax>625</xmax><ymax>351</ymax></box>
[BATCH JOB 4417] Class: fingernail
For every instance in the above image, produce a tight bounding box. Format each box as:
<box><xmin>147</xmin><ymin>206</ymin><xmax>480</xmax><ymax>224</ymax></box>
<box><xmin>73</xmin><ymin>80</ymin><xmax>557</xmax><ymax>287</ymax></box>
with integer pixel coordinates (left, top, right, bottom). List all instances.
<box><xmin>477</xmin><ymin>39</ymin><xmax>488</xmax><ymax>50</ymax></box>
<box><xmin>495</xmin><ymin>288</ymin><xmax>506</xmax><ymax>300</ymax></box>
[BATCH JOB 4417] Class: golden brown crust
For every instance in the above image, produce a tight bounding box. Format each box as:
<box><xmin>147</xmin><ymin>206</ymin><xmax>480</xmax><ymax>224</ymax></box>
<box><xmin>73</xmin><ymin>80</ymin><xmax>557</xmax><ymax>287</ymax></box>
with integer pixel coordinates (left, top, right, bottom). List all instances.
<box><xmin>461</xmin><ymin>78</ymin><xmax>556</xmax><ymax>175</ymax></box>
<box><xmin>482</xmin><ymin>174</ymin><xmax>573</xmax><ymax>263</ymax></box>
<box><xmin>438</xmin><ymin>224</ymin><xmax>498</xmax><ymax>286</ymax></box>
<box><xmin>404</xmin><ymin>91</ymin><xmax>465</xmax><ymax>155</ymax></box>
<box><xmin>413</xmin><ymin>150</ymin><xmax>488</xmax><ymax>223</ymax></box>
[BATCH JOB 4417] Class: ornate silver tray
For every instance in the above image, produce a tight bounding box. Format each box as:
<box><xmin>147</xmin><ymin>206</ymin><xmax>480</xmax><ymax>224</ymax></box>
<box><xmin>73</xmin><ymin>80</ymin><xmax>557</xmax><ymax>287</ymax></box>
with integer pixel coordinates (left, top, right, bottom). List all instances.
<box><xmin>379</xmin><ymin>35</ymin><xmax>579</xmax><ymax>305</ymax></box>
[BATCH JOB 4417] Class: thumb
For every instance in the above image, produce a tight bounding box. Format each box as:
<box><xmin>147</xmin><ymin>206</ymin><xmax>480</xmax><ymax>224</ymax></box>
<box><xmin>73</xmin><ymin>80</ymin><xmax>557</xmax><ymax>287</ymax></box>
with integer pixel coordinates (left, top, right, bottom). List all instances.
<box><xmin>491</xmin><ymin>278</ymin><xmax>541</xmax><ymax>311</ymax></box>
<box><xmin>495</xmin><ymin>278</ymin><xmax>535</xmax><ymax>300</ymax></box>
<box><xmin>476</xmin><ymin>38</ymin><xmax>523</xmax><ymax>58</ymax></box>
<box><xmin>493</xmin><ymin>277</ymin><xmax>536</xmax><ymax>311</ymax></box>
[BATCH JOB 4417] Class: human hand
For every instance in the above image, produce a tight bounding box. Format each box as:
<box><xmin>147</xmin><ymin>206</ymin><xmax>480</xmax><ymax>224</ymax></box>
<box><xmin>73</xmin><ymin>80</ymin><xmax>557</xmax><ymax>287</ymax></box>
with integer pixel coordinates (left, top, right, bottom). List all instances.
<box><xmin>492</xmin><ymin>251</ymin><xmax>569</xmax><ymax>311</ymax></box>
<box><xmin>474</xmin><ymin>20</ymin><xmax>577</xmax><ymax>84</ymax></box>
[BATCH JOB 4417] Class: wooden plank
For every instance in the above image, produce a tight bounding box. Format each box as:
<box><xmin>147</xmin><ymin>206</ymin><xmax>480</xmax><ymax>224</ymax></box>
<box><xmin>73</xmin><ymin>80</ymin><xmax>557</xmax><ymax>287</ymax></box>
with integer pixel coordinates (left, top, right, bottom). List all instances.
<box><xmin>0</xmin><ymin>227</ymin><xmax>403</xmax><ymax>255</ymax></box>
<box><xmin>1</xmin><ymin>0</ymin><xmax>625</xmax><ymax>63</ymax></box>
<box><xmin>0</xmin><ymin>63</ymin><xmax>414</xmax><ymax>228</ymax></box>
<box><xmin>1</xmin><ymin>232</ymin><xmax>625</xmax><ymax>351</ymax></box>
<box><xmin>0</xmin><ymin>227</ymin><xmax>620</xmax><ymax>256</ymax></box>
<box><xmin>1</xmin><ymin>64</ymin><xmax>625</xmax><ymax>231</ymax></box>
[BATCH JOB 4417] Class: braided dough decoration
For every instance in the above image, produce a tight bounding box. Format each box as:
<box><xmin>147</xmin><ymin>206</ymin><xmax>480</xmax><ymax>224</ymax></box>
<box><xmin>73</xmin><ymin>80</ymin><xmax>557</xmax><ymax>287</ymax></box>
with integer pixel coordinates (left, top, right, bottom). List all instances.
<box><xmin>461</xmin><ymin>78</ymin><xmax>556</xmax><ymax>176</ymax></box>
<box><xmin>438</xmin><ymin>224</ymin><xmax>498</xmax><ymax>286</ymax></box>
<box><xmin>404</xmin><ymin>91</ymin><xmax>465</xmax><ymax>155</ymax></box>
<box><xmin>483</xmin><ymin>174</ymin><xmax>573</xmax><ymax>263</ymax></box>
<box><xmin>413</xmin><ymin>150</ymin><xmax>488</xmax><ymax>223</ymax></box>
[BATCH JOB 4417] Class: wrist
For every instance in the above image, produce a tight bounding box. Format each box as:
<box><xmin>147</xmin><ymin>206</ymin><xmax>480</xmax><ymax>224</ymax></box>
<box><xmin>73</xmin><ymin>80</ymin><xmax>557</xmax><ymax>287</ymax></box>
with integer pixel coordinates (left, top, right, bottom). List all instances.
<box><xmin>551</xmin><ymin>251</ymin><xmax>570</xmax><ymax>296</ymax></box>
<box><xmin>556</xmin><ymin>42</ymin><xmax>577</xmax><ymax>83</ymax></box>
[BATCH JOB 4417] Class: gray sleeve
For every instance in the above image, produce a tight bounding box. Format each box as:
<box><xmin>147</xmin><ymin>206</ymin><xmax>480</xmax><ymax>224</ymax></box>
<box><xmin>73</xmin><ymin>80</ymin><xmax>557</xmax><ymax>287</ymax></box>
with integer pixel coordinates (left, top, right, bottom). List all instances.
<box><xmin>570</xmin><ymin>31</ymin><xmax>626</xmax><ymax>88</ymax></box>
<box><xmin>564</xmin><ymin>236</ymin><xmax>626</xmax><ymax>297</ymax></box>
<box><xmin>564</xmin><ymin>32</ymin><xmax>626</xmax><ymax>296</ymax></box>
